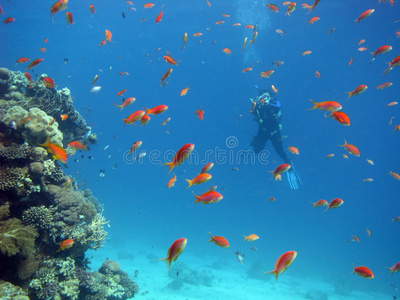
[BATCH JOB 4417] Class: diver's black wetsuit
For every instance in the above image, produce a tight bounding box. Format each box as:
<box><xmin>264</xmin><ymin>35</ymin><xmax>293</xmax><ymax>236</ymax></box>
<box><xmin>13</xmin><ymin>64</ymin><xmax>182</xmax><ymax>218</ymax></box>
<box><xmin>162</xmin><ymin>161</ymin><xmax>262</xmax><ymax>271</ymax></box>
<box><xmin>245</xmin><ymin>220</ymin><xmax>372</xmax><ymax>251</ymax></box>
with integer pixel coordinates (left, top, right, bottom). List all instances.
<box><xmin>250</xmin><ymin>94</ymin><xmax>290</xmax><ymax>164</ymax></box>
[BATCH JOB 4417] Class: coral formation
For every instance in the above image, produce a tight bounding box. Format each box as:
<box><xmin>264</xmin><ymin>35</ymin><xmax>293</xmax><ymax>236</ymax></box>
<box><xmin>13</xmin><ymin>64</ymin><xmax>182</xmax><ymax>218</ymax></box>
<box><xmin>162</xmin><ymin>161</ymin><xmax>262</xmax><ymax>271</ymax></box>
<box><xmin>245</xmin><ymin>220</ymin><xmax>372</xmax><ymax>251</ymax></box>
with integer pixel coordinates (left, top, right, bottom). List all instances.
<box><xmin>0</xmin><ymin>203</ymin><xmax>38</xmax><ymax>256</ymax></box>
<box><xmin>0</xmin><ymin>69</ymin><xmax>97</xmax><ymax>145</ymax></box>
<box><xmin>0</xmin><ymin>68</ymin><xmax>138</xmax><ymax>299</ymax></box>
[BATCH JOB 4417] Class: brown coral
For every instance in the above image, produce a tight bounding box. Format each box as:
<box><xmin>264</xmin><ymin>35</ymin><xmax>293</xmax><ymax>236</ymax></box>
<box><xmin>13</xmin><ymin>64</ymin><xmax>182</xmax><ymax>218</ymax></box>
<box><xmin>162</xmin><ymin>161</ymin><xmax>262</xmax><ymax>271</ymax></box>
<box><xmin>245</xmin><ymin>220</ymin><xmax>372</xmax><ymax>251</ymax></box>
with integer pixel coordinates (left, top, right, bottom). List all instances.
<box><xmin>22</xmin><ymin>206</ymin><xmax>54</xmax><ymax>230</ymax></box>
<box><xmin>0</xmin><ymin>164</ymin><xmax>29</xmax><ymax>196</ymax></box>
<box><xmin>0</xmin><ymin>143</ymin><xmax>31</xmax><ymax>160</ymax></box>
<box><xmin>0</xmin><ymin>217</ymin><xmax>38</xmax><ymax>256</ymax></box>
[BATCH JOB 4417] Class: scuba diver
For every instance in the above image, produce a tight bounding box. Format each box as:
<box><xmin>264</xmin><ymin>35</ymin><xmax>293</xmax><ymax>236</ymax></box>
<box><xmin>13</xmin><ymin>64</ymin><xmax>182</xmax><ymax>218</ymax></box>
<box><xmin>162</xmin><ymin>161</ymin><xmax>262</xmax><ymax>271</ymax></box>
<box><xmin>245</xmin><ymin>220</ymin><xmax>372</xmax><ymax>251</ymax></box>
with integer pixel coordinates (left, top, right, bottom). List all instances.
<box><xmin>249</xmin><ymin>86</ymin><xmax>302</xmax><ymax>189</ymax></box>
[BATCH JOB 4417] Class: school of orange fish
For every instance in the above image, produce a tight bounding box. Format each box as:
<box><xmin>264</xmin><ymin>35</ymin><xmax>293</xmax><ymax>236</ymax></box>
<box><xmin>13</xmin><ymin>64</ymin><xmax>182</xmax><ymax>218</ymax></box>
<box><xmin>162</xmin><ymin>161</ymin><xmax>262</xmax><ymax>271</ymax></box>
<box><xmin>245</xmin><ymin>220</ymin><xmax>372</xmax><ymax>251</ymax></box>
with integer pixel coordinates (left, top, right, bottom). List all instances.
<box><xmin>3</xmin><ymin>0</ymin><xmax>400</xmax><ymax>284</ymax></box>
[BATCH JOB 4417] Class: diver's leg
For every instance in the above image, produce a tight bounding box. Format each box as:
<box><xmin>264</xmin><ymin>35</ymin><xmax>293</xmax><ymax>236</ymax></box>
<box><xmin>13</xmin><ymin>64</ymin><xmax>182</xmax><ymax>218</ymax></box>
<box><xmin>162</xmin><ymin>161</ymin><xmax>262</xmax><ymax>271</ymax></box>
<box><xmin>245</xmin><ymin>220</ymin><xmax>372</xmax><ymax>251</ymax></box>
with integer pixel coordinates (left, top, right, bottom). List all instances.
<box><xmin>250</xmin><ymin>126</ymin><xmax>269</xmax><ymax>154</ymax></box>
<box><xmin>270</xmin><ymin>130</ymin><xmax>290</xmax><ymax>164</ymax></box>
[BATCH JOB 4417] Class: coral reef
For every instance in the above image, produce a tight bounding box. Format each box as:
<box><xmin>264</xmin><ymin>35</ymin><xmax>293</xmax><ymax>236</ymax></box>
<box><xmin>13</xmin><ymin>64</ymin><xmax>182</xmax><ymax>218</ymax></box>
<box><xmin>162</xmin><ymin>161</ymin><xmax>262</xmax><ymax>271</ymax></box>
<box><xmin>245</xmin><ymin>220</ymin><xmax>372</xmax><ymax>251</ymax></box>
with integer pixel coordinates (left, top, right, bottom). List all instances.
<box><xmin>0</xmin><ymin>69</ymin><xmax>97</xmax><ymax>145</ymax></box>
<box><xmin>0</xmin><ymin>203</ymin><xmax>38</xmax><ymax>256</ymax></box>
<box><xmin>0</xmin><ymin>68</ymin><xmax>138</xmax><ymax>299</ymax></box>
<box><xmin>0</xmin><ymin>280</ymin><xmax>30</xmax><ymax>300</ymax></box>
<box><xmin>167</xmin><ymin>261</ymin><xmax>214</xmax><ymax>289</ymax></box>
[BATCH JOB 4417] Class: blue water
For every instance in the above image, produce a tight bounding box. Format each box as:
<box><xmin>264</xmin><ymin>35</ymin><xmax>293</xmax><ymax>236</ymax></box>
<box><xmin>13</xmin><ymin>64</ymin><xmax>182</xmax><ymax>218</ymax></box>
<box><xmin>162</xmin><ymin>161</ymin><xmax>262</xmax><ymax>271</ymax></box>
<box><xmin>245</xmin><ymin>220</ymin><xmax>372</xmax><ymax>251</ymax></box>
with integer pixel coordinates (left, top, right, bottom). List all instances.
<box><xmin>2</xmin><ymin>0</ymin><xmax>400</xmax><ymax>298</ymax></box>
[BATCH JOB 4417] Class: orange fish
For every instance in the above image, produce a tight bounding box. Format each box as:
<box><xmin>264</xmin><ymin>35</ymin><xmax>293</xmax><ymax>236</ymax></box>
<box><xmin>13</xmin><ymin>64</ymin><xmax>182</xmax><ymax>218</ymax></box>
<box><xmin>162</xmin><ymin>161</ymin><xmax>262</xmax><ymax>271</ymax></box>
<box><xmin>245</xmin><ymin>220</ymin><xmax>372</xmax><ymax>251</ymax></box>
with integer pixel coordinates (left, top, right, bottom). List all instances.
<box><xmin>271</xmin><ymin>85</ymin><xmax>278</xmax><ymax>93</ymax></box>
<box><xmin>164</xmin><ymin>54</ymin><xmax>179</xmax><ymax>66</ymax></box>
<box><xmin>266</xmin><ymin>3</ymin><xmax>279</xmax><ymax>12</ymax></box>
<box><xmin>159</xmin><ymin>238</ymin><xmax>187</xmax><ymax>271</ymax></box>
<box><xmin>358</xmin><ymin>47</ymin><xmax>368</xmax><ymax>51</ymax></box>
<box><xmin>265</xmin><ymin>251</ymin><xmax>297</xmax><ymax>281</ymax></box>
<box><xmin>167</xmin><ymin>173</ymin><xmax>177</xmax><ymax>188</ymax></box>
<box><xmin>117</xmin><ymin>89</ymin><xmax>128</xmax><ymax>96</ymax></box>
<box><xmin>383</xmin><ymin>55</ymin><xmax>400</xmax><ymax>76</ymax></box>
<box><xmin>186</xmin><ymin>173</ymin><xmax>212</xmax><ymax>188</ymax></box>
<box><xmin>377</xmin><ymin>82</ymin><xmax>393</xmax><ymax>90</ymax></box>
<box><xmin>117</xmin><ymin>97</ymin><xmax>136</xmax><ymax>111</ymax></box>
<box><xmin>352</xmin><ymin>265</ymin><xmax>374</xmax><ymax>279</ymax></box>
<box><xmin>156</xmin><ymin>4</ymin><xmax>165</xmax><ymax>23</ymax></box>
<box><xmin>371</xmin><ymin>45</ymin><xmax>392</xmax><ymax>61</ymax></box>
<box><xmin>24</xmin><ymin>72</ymin><xmax>33</xmax><ymax>82</ymax></box>
<box><xmin>215</xmin><ymin>21</ymin><xmax>225</xmax><ymax>25</ymax></box>
<box><xmin>326</xmin><ymin>154</ymin><xmax>334</xmax><ymax>159</ymax></box>
<box><xmin>51</xmin><ymin>0</ymin><xmax>68</xmax><ymax>22</ymax></box>
<box><xmin>44</xmin><ymin>38</ymin><xmax>49</xmax><ymax>43</ymax></box>
<box><xmin>26</xmin><ymin>58</ymin><xmax>44</xmax><ymax>70</ymax></box>
<box><xmin>141</xmin><ymin>114</ymin><xmax>151</xmax><ymax>126</ymax></box>
<box><xmin>242</xmin><ymin>67</ymin><xmax>252</xmax><ymax>73</ymax></box>
<box><xmin>68</xmin><ymin>141</ymin><xmax>89</xmax><ymax>151</ymax></box>
<box><xmin>56</xmin><ymin>238</ymin><xmax>74</xmax><ymax>252</ymax></box>
<box><xmin>129</xmin><ymin>141</ymin><xmax>142</xmax><ymax>156</ymax></box>
<box><xmin>387</xmin><ymin>101</ymin><xmax>398</xmax><ymax>106</ymax></box>
<box><xmin>269</xmin><ymin>164</ymin><xmax>291</xmax><ymax>180</ymax></box>
<box><xmin>207</xmin><ymin>0</ymin><xmax>211</xmax><ymax>6</ymax></box>
<box><xmin>193</xmin><ymin>32</ymin><xmax>203</xmax><ymax>37</ymax></box>
<box><xmin>243</xmin><ymin>234</ymin><xmax>259</xmax><ymax>241</ymax></box>
<box><xmin>388</xmin><ymin>262</ymin><xmax>400</xmax><ymax>275</ymax></box>
<box><xmin>201</xmin><ymin>162</ymin><xmax>214</xmax><ymax>174</ymax></box>
<box><xmin>160</xmin><ymin>68</ymin><xmax>173</xmax><ymax>84</ymax></box>
<box><xmin>180</xmin><ymin>86</ymin><xmax>189</xmax><ymax>96</ymax></box>
<box><xmin>302</xmin><ymin>50</ymin><xmax>312</xmax><ymax>56</ymax></box>
<box><xmin>196</xmin><ymin>109</ymin><xmax>204</xmax><ymax>120</ymax></box>
<box><xmin>389</xmin><ymin>171</ymin><xmax>400</xmax><ymax>180</ymax></box>
<box><xmin>208</xmin><ymin>232</ymin><xmax>229</xmax><ymax>248</ymax></box>
<box><xmin>288</xmin><ymin>146</ymin><xmax>299</xmax><ymax>155</ymax></box>
<box><xmin>245</xmin><ymin>24</ymin><xmax>254</xmax><ymax>29</ymax></box>
<box><xmin>223</xmin><ymin>48</ymin><xmax>232</xmax><ymax>54</ymax></box>
<box><xmin>193</xmin><ymin>189</ymin><xmax>223</xmax><ymax>205</ymax></box>
<box><xmin>308</xmin><ymin>16</ymin><xmax>320</xmax><ymax>24</ymax></box>
<box><xmin>233</xmin><ymin>23</ymin><xmax>241</xmax><ymax>26</ymax></box>
<box><xmin>144</xmin><ymin>3</ymin><xmax>155</xmax><ymax>8</ymax></box>
<box><xmin>43</xmin><ymin>77</ymin><xmax>56</xmax><ymax>88</ymax></box>
<box><xmin>347</xmin><ymin>84</ymin><xmax>368</xmax><ymax>99</ymax></box>
<box><xmin>105</xmin><ymin>29</ymin><xmax>112</xmax><ymax>43</ymax></box>
<box><xmin>144</xmin><ymin>105</ymin><xmax>168</xmax><ymax>115</ymax></box>
<box><xmin>16</xmin><ymin>57</ymin><xmax>30</xmax><ymax>64</ymax></box>
<box><xmin>65</xmin><ymin>11</ymin><xmax>74</xmax><ymax>26</ymax></box>
<box><xmin>89</xmin><ymin>4</ymin><xmax>96</xmax><ymax>13</ymax></box>
<box><xmin>312</xmin><ymin>199</ymin><xmax>328</xmax><ymax>208</ymax></box>
<box><xmin>3</xmin><ymin>17</ymin><xmax>15</xmax><ymax>24</ymax></box>
<box><xmin>366</xmin><ymin>228</ymin><xmax>372</xmax><ymax>237</ymax></box>
<box><xmin>327</xmin><ymin>109</ymin><xmax>351</xmax><ymax>126</ymax></box>
<box><xmin>308</xmin><ymin>99</ymin><xmax>342</xmax><ymax>111</ymax></box>
<box><xmin>99</xmin><ymin>39</ymin><xmax>106</xmax><ymax>47</ymax></box>
<box><xmin>355</xmin><ymin>9</ymin><xmax>374</xmax><ymax>24</ymax></box>
<box><xmin>340</xmin><ymin>139</ymin><xmax>360</xmax><ymax>156</ymax></box>
<box><xmin>123</xmin><ymin>110</ymin><xmax>146</xmax><ymax>126</ymax></box>
<box><xmin>315</xmin><ymin>70</ymin><xmax>321</xmax><ymax>78</ymax></box>
<box><xmin>286</xmin><ymin>2</ymin><xmax>296</xmax><ymax>16</ymax></box>
<box><xmin>162</xmin><ymin>144</ymin><xmax>195</xmax><ymax>173</ymax></box>
<box><xmin>40</xmin><ymin>47</ymin><xmax>47</xmax><ymax>53</ymax></box>
<box><xmin>39</xmin><ymin>136</ymin><xmax>67</xmax><ymax>163</ymax></box>
<box><xmin>324</xmin><ymin>198</ymin><xmax>344</xmax><ymax>212</ymax></box>
<box><xmin>261</xmin><ymin>70</ymin><xmax>274</xmax><ymax>78</ymax></box>
<box><xmin>349</xmin><ymin>56</ymin><xmax>354</xmax><ymax>65</ymax></box>
<box><xmin>347</xmin><ymin>236</ymin><xmax>360</xmax><ymax>243</ymax></box>
<box><xmin>60</xmin><ymin>114</ymin><xmax>68</xmax><ymax>121</ymax></box>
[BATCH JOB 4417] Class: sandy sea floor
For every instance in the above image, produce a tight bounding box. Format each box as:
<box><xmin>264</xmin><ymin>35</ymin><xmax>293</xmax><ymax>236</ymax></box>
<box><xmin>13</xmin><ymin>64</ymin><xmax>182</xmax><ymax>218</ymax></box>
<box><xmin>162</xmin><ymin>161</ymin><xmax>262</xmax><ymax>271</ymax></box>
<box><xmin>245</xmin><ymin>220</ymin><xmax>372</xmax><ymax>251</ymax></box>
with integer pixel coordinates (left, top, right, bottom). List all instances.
<box><xmin>88</xmin><ymin>243</ymin><xmax>392</xmax><ymax>300</ymax></box>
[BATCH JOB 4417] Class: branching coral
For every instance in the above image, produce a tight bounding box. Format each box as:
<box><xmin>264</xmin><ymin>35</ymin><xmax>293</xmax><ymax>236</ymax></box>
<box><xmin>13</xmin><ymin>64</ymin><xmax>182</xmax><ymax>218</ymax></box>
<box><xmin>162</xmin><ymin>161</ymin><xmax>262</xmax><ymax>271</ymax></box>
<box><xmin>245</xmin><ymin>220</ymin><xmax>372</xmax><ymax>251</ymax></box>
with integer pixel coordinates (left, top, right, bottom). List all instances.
<box><xmin>64</xmin><ymin>214</ymin><xmax>109</xmax><ymax>251</ymax></box>
<box><xmin>22</xmin><ymin>206</ymin><xmax>54</xmax><ymax>230</ymax></box>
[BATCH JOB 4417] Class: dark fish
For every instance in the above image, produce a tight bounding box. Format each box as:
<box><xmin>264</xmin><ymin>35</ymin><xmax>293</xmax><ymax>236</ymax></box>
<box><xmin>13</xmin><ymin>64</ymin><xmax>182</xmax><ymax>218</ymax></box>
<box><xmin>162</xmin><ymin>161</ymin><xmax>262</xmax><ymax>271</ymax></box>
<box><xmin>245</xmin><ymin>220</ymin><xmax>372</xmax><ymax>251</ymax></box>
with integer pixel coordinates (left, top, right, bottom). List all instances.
<box><xmin>64</xmin><ymin>58</ymin><xmax>69</xmax><ymax>64</ymax></box>
<box><xmin>134</xmin><ymin>270</ymin><xmax>138</xmax><ymax>277</ymax></box>
<box><xmin>141</xmin><ymin>291</ymin><xmax>149</xmax><ymax>296</ymax></box>
<box><xmin>122</xmin><ymin>11</ymin><xmax>126</xmax><ymax>18</ymax></box>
